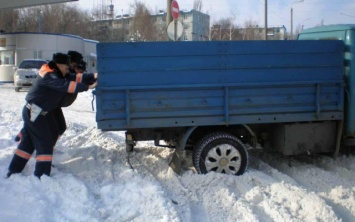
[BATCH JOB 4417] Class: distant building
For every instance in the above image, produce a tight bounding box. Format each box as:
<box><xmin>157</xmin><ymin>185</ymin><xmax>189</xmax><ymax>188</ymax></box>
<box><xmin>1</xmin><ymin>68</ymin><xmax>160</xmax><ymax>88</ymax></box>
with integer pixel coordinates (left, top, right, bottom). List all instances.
<box><xmin>93</xmin><ymin>9</ymin><xmax>210</xmax><ymax>42</ymax></box>
<box><xmin>239</xmin><ymin>25</ymin><xmax>287</xmax><ymax>40</ymax></box>
<box><xmin>210</xmin><ymin>25</ymin><xmax>287</xmax><ymax>41</ymax></box>
<box><xmin>263</xmin><ymin>25</ymin><xmax>287</xmax><ymax>40</ymax></box>
<box><xmin>177</xmin><ymin>10</ymin><xmax>210</xmax><ymax>41</ymax></box>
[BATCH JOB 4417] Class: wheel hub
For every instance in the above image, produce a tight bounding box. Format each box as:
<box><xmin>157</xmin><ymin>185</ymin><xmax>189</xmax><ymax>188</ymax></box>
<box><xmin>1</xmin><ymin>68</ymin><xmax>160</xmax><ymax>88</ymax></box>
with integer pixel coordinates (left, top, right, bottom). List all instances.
<box><xmin>219</xmin><ymin>158</ymin><xmax>229</xmax><ymax>166</ymax></box>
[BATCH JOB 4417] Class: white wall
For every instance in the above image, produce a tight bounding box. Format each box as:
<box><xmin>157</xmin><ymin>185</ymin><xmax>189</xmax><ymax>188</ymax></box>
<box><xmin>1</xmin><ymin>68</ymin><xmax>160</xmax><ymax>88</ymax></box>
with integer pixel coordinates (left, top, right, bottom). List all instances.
<box><xmin>0</xmin><ymin>33</ymin><xmax>97</xmax><ymax>82</ymax></box>
<box><xmin>84</xmin><ymin>40</ymin><xmax>98</xmax><ymax>73</ymax></box>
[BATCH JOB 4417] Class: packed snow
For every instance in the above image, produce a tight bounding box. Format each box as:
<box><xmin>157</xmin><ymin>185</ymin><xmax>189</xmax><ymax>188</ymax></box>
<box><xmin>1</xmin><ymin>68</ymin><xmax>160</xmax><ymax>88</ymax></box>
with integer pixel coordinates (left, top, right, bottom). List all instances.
<box><xmin>0</xmin><ymin>83</ymin><xmax>354</xmax><ymax>222</ymax></box>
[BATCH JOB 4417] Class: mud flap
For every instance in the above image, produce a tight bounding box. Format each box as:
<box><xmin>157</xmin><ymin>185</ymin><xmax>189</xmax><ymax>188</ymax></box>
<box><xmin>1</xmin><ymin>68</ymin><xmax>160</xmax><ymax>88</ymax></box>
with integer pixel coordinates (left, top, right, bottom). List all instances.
<box><xmin>169</xmin><ymin>150</ymin><xmax>184</xmax><ymax>175</ymax></box>
<box><xmin>169</xmin><ymin>149</ymin><xmax>195</xmax><ymax>175</ymax></box>
<box><xmin>333</xmin><ymin>120</ymin><xmax>344</xmax><ymax>158</ymax></box>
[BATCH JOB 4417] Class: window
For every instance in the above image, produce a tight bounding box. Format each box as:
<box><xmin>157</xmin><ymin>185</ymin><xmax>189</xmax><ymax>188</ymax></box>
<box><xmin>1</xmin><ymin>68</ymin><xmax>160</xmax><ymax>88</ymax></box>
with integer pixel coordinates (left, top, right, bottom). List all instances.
<box><xmin>33</xmin><ymin>51</ymin><xmax>42</xmax><ymax>59</ymax></box>
<box><xmin>19</xmin><ymin>60</ymin><xmax>46</xmax><ymax>69</ymax></box>
<box><xmin>0</xmin><ymin>50</ymin><xmax>15</xmax><ymax>65</ymax></box>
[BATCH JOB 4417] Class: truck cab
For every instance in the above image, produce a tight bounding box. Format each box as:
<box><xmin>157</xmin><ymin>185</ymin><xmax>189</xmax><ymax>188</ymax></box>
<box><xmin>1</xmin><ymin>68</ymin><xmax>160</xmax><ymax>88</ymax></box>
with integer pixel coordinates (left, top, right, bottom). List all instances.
<box><xmin>298</xmin><ymin>24</ymin><xmax>355</xmax><ymax>145</ymax></box>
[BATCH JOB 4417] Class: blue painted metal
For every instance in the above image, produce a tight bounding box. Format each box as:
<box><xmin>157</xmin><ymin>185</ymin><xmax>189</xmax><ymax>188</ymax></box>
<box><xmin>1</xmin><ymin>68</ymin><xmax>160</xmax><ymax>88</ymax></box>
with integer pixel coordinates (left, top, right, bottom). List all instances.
<box><xmin>95</xmin><ymin>40</ymin><xmax>344</xmax><ymax>131</ymax></box>
<box><xmin>299</xmin><ymin>24</ymin><xmax>355</xmax><ymax>137</ymax></box>
<box><xmin>178</xmin><ymin>126</ymin><xmax>198</xmax><ymax>151</ymax></box>
<box><xmin>125</xmin><ymin>89</ymin><xmax>130</xmax><ymax>126</ymax></box>
<box><xmin>224</xmin><ymin>87</ymin><xmax>229</xmax><ymax>123</ymax></box>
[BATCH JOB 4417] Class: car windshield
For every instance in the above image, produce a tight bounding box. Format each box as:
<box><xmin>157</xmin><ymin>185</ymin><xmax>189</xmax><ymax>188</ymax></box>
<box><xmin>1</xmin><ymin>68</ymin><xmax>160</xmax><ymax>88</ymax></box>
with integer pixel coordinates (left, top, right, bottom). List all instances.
<box><xmin>19</xmin><ymin>60</ymin><xmax>46</xmax><ymax>69</ymax></box>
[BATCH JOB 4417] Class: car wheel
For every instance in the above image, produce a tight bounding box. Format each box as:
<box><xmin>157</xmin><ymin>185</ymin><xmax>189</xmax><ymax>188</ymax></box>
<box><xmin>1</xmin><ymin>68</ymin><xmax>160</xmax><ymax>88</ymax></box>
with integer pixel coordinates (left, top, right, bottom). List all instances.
<box><xmin>193</xmin><ymin>132</ymin><xmax>249</xmax><ymax>175</ymax></box>
<box><xmin>15</xmin><ymin>87</ymin><xmax>20</xmax><ymax>92</ymax></box>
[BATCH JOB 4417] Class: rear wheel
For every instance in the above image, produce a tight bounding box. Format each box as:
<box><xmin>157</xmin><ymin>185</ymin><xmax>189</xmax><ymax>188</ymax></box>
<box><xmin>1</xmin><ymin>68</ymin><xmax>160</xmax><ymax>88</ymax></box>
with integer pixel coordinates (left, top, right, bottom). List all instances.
<box><xmin>193</xmin><ymin>132</ymin><xmax>248</xmax><ymax>175</ymax></box>
<box><xmin>15</xmin><ymin>87</ymin><xmax>20</xmax><ymax>92</ymax></box>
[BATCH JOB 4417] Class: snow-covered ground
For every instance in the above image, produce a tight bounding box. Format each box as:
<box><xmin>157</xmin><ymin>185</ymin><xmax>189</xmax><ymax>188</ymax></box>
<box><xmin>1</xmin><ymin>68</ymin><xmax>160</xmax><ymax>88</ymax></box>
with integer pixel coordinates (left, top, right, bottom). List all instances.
<box><xmin>0</xmin><ymin>83</ymin><xmax>354</xmax><ymax>222</ymax></box>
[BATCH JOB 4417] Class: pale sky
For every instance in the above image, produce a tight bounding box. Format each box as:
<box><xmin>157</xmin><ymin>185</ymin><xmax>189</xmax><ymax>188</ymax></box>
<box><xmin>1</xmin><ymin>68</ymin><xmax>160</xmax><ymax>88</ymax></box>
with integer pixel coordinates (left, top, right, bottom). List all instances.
<box><xmin>74</xmin><ymin>0</ymin><xmax>355</xmax><ymax>32</ymax></box>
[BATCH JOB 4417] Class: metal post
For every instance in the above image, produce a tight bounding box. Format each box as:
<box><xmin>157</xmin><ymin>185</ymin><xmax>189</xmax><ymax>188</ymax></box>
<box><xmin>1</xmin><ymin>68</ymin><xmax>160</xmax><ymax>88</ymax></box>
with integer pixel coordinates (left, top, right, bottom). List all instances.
<box><xmin>264</xmin><ymin>0</ymin><xmax>268</xmax><ymax>40</ymax></box>
<box><xmin>121</xmin><ymin>9</ymin><xmax>124</xmax><ymax>41</ymax></box>
<box><xmin>219</xmin><ymin>26</ymin><xmax>221</xmax><ymax>40</ymax></box>
<box><xmin>230</xmin><ymin>24</ymin><xmax>232</xmax><ymax>40</ymax></box>
<box><xmin>38</xmin><ymin>10</ymin><xmax>43</xmax><ymax>33</ymax></box>
<box><xmin>290</xmin><ymin>7</ymin><xmax>293</xmax><ymax>40</ymax></box>
<box><xmin>290</xmin><ymin>0</ymin><xmax>304</xmax><ymax>40</ymax></box>
<box><xmin>174</xmin><ymin>20</ymin><xmax>177</xmax><ymax>41</ymax></box>
<box><xmin>167</xmin><ymin>0</ymin><xmax>173</xmax><ymax>41</ymax></box>
<box><xmin>167</xmin><ymin>0</ymin><xmax>173</xmax><ymax>28</ymax></box>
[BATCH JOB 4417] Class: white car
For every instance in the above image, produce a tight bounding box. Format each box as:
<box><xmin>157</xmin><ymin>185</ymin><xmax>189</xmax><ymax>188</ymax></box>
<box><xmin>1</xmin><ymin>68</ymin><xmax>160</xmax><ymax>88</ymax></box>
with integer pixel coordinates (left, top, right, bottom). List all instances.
<box><xmin>14</xmin><ymin>59</ymin><xmax>47</xmax><ymax>92</ymax></box>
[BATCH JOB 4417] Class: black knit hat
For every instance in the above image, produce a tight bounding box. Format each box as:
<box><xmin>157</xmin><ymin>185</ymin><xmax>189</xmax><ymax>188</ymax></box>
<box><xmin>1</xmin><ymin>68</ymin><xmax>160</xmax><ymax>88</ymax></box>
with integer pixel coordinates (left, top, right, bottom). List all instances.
<box><xmin>67</xmin><ymin>50</ymin><xmax>83</xmax><ymax>64</ymax></box>
<box><xmin>76</xmin><ymin>60</ymin><xmax>87</xmax><ymax>71</ymax></box>
<box><xmin>52</xmin><ymin>53</ymin><xmax>71</xmax><ymax>66</ymax></box>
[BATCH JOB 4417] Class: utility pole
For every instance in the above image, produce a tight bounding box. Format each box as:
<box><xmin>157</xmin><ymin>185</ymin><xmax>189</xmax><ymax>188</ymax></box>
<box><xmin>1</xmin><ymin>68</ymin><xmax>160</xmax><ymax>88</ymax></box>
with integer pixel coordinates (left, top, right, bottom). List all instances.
<box><xmin>230</xmin><ymin>24</ymin><xmax>232</xmax><ymax>40</ymax></box>
<box><xmin>291</xmin><ymin>0</ymin><xmax>304</xmax><ymax>40</ymax></box>
<box><xmin>109</xmin><ymin>0</ymin><xmax>114</xmax><ymax>41</ymax></box>
<box><xmin>264</xmin><ymin>0</ymin><xmax>268</xmax><ymax>40</ymax></box>
<box><xmin>166</xmin><ymin>0</ymin><xmax>173</xmax><ymax>41</ymax></box>
<box><xmin>38</xmin><ymin>10</ymin><xmax>43</xmax><ymax>33</ymax></box>
<box><xmin>290</xmin><ymin>7</ymin><xmax>293</xmax><ymax>39</ymax></box>
<box><xmin>166</xmin><ymin>0</ymin><xmax>173</xmax><ymax>28</ymax></box>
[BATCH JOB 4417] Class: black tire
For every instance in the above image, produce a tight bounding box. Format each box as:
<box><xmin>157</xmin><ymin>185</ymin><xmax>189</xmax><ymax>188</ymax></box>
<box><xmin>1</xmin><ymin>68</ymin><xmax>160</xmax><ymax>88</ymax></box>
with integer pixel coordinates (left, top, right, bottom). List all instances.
<box><xmin>15</xmin><ymin>87</ymin><xmax>20</xmax><ymax>92</ymax></box>
<box><xmin>193</xmin><ymin>132</ymin><xmax>248</xmax><ymax>175</ymax></box>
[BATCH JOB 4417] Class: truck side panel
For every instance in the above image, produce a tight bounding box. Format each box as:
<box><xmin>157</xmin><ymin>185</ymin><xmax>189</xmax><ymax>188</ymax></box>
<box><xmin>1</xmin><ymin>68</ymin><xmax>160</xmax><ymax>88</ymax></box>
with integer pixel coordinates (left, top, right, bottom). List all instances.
<box><xmin>95</xmin><ymin>41</ymin><xmax>344</xmax><ymax>131</ymax></box>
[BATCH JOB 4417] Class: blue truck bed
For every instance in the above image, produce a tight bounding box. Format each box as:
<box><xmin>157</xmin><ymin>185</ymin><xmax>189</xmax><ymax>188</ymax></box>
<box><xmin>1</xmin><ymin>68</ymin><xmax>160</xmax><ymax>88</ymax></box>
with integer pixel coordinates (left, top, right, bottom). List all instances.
<box><xmin>95</xmin><ymin>40</ymin><xmax>344</xmax><ymax>131</ymax></box>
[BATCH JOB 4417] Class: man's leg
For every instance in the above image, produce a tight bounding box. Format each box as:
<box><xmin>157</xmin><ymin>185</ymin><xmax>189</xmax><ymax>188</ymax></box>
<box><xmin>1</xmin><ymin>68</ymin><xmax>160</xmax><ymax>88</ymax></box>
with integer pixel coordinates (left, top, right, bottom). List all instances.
<box><xmin>53</xmin><ymin>107</ymin><xmax>66</xmax><ymax>141</ymax></box>
<box><xmin>30</xmin><ymin>112</ymin><xmax>58</xmax><ymax>178</ymax></box>
<box><xmin>7</xmin><ymin>108</ymin><xmax>36</xmax><ymax>177</ymax></box>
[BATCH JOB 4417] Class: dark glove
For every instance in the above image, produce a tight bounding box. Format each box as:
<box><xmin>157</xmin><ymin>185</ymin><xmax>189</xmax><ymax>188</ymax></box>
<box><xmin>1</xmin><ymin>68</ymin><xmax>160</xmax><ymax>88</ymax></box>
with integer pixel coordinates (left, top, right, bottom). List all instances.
<box><xmin>83</xmin><ymin>73</ymin><xmax>97</xmax><ymax>85</ymax></box>
<box><xmin>86</xmin><ymin>78</ymin><xmax>97</xmax><ymax>85</ymax></box>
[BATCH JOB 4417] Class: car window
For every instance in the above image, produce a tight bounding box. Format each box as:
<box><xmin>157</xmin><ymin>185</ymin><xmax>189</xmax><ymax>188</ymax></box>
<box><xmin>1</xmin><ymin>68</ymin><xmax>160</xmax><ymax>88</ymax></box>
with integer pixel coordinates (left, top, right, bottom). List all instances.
<box><xmin>19</xmin><ymin>61</ymin><xmax>46</xmax><ymax>69</ymax></box>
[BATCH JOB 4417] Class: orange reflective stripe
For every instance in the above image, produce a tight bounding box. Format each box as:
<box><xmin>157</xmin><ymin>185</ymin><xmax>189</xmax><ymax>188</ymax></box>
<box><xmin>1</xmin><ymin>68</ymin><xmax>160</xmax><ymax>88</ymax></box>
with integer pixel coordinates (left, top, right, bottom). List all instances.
<box><xmin>39</xmin><ymin>64</ymin><xmax>54</xmax><ymax>77</ymax></box>
<box><xmin>68</xmin><ymin>81</ymin><xmax>77</xmax><ymax>93</ymax></box>
<box><xmin>15</xmin><ymin>149</ymin><xmax>31</xmax><ymax>160</ymax></box>
<box><xmin>36</xmin><ymin>155</ymin><xmax>52</xmax><ymax>162</ymax></box>
<box><xmin>76</xmin><ymin>73</ymin><xmax>83</xmax><ymax>82</ymax></box>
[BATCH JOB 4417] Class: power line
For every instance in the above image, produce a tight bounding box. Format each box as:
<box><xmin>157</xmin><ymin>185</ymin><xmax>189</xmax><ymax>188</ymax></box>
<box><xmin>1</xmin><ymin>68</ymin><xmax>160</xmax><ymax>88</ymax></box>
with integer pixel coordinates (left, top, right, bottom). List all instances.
<box><xmin>278</xmin><ymin>0</ymin><xmax>289</xmax><ymax>7</ymax></box>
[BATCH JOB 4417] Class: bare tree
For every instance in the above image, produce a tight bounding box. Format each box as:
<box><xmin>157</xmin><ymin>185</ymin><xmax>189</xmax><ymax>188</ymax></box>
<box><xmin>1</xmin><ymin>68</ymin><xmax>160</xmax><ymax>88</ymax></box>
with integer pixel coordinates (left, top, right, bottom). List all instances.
<box><xmin>0</xmin><ymin>9</ymin><xmax>20</xmax><ymax>32</ymax></box>
<box><xmin>193</xmin><ymin>0</ymin><xmax>203</xmax><ymax>12</ymax></box>
<box><xmin>90</xmin><ymin>0</ymin><xmax>113</xmax><ymax>21</ymax></box>
<box><xmin>130</xmin><ymin>1</ymin><xmax>157</xmax><ymax>41</ymax></box>
<box><xmin>8</xmin><ymin>4</ymin><xmax>91</xmax><ymax>38</ymax></box>
<box><xmin>211</xmin><ymin>18</ymin><xmax>264</xmax><ymax>41</ymax></box>
<box><xmin>242</xmin><ymin>20</ymin><xmax>262</xmax><ymax>40</ymax></box>
<box><xmin>210</xmin><ymin>18</ymin><xmax>242</xmax><ymax>41</ymax></box>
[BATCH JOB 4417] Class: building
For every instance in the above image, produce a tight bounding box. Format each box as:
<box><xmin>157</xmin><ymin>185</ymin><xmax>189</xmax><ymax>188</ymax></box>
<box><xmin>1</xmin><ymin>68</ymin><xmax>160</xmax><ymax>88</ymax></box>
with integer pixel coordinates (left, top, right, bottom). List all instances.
<box><xmin>93</xmin><ymin>9</ymin><xmax>210</xmax><ymax>42</ymax></box>
<box><xmin>0</xmin><ymin>32</ymin><xmax>98</xmax><ymax>82</ymax></box>
<box><xmin>210</xmin><ymin>25</ymin><xmax>287</xmax><ymax>41</ymax></box>
<box><xmin>161</xmin><ymin>9</ymin><xmax>210</xmax><ymax>41</ymax></box>
<box><xmin>265</xmin><ymin>25</ymin><xmax>287</xmax><ymax>40</ymax></box>
<box><xmin>239</xmin><ymin>25</ymin><xmax>287</xmax><ymax>40</ymax></box>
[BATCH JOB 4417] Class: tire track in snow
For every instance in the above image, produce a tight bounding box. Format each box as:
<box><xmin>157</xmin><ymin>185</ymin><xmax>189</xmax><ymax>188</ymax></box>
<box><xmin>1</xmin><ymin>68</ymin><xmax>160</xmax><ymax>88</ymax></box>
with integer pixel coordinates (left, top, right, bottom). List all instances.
<box><xmin>127</xmin><ymin>146</ymin><xmax>195</xmax><ymax>222</ymax></box>
<box><xmin>130</xmin><ymin>147</ymin><xmax>284</xmax><ymax>221</ymax></box>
